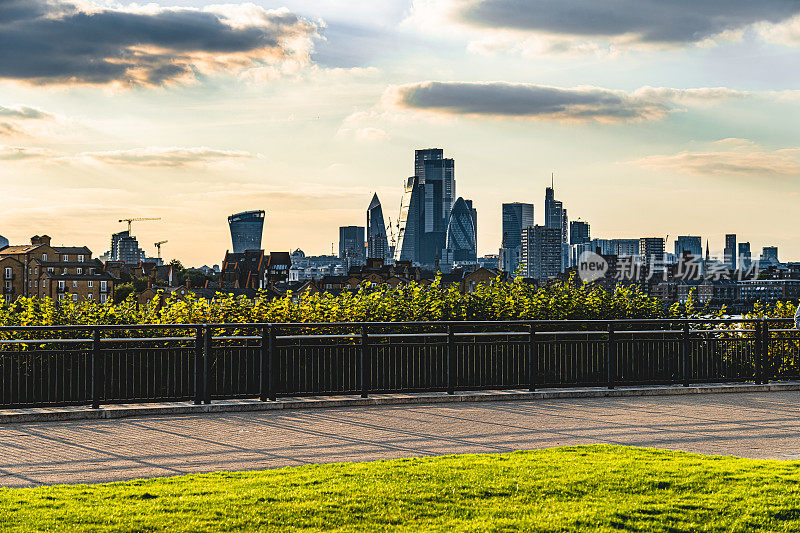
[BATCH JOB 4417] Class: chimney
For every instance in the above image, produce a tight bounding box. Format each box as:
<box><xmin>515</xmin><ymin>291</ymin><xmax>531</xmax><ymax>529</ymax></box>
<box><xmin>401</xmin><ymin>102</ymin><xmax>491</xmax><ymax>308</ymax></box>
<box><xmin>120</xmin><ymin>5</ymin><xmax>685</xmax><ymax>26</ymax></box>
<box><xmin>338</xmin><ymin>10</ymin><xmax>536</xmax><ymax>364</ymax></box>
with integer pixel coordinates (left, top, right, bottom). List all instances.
<box><xmin>31</xmin><ymin>235</ymin><xmax>51</xmax><ymax>246</ymax></box>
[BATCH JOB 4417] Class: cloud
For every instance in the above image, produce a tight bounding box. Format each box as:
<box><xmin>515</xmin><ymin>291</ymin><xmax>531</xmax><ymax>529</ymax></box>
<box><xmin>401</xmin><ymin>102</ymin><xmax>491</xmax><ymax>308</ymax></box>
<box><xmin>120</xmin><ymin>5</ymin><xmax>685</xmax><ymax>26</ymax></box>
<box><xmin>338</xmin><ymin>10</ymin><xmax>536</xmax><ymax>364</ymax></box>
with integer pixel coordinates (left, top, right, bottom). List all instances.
<box><xmin>385</xmin><ymin>81</ymin><xmax>745</xmax><ymax>122</ymax></box>
<box><xmin>0</xmin><ymin>145</ymin><xmax>259</xmax><ymax>167</ymax></box>
<box><xmin>72</xmin><ymin>147</ymin><xmax>258</xmax><ymax>167</ymax></box>
<box><xmin>0</xmin><ymin>0</ymin><xmax>319</xmax><ymax>86</ymax></box>
<box><xmin>455</xmin><ymin>0</ymin><xmax>800</xmax><ymax>45</ymax></box>
<box><xmin>628</xmin><ymin>140</ymin><xmax>800</xmax><ymax>176</ymax></box>
<box><xmin>0</xmin><ymin>145</ymin><xmax>56</xmax><ymax>160</ymax></box>
<box><xmin>0</xmin><ymin>104</ymin><xmax>54</xmax><ymax>136</ymax></box>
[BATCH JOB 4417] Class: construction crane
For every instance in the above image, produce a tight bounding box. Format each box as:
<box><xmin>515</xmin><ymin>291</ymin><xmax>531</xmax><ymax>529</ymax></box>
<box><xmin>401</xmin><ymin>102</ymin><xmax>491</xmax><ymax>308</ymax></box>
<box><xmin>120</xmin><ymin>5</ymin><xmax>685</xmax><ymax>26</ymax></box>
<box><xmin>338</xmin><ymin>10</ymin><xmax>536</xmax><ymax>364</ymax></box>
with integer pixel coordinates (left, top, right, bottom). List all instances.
<box><xmin>386</xmin><ymin>217</ymin><xmax>396</xmax><ymax>248</ymax></box>
<box><xmin>118</xmin><ymin>217</ymin><xmax>161</xmax><ymax>234</ymax></box>
<box><xmin>154</xmin><ymin>240</ymin><xmax>168</xmax><ymax>260</ymax></box>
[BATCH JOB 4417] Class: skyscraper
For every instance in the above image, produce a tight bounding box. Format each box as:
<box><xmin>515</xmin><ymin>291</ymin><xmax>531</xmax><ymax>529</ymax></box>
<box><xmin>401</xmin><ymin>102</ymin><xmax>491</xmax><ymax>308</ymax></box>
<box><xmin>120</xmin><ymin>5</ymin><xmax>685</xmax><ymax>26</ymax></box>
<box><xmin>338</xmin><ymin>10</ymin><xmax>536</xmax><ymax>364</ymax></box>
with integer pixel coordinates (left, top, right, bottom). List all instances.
<box><xmin>228</xmin><ymin>210</ymin><xmax>265</xmax><ymax>253</ymax></box>
<box><xmin>339</xmin><ymin>226</ymin><xmax>365</xmax><ymax>268</ymax></box>
<box><xmin>674</xmin><ymin>236</ymin><xmax>702</xmax><ymax>259</ymax></box>
<box><xmin>366</xmin><ymin>194</ymin><xmax>389</xmax><ymax>261</ymax></box>
<box><xmin>761</xmin><ymin>246</ymin><xmax>779</xmax><ymax>265</ymax></box>
<box><xmin>569</xmin><ymin>220</ymin><xmax>590</xmax><ymax>245</ymax></box>
<box><xmin>545</xmin><ymin>179</ymin><xmax>568</xmax><ymax>272</ymax></box>
<box><xmin>521</xmin><ymin>225</ymin><xmax>562</xmax><ymax>280</ymax></box>
<box><xmin>500</xmin><ymin>202</ymin><xmax>534</xmax><ymax>273</ymax></box>
<box><xmin>395</xmin><ymin>148</ymin><xmax>456</xmax><ymax>268</ymax></box>
<box><xmin>639</xmin><ymin>238</ymin><xmax>665</xmax><ymax>264</ymax></box>
<box><xmin>444</xmin><ymin>197</ymin><xmax>477</xmax><ymax>266</ymax></box>
<box><xmin>724</xmin><ymin>234</ymin><xmax>737</xmax><ymax>270</ymax></box>
<box><xmin>738</xmin><ymin>242</ymin><xmax>752</xmax><ymax>271</ymax></box>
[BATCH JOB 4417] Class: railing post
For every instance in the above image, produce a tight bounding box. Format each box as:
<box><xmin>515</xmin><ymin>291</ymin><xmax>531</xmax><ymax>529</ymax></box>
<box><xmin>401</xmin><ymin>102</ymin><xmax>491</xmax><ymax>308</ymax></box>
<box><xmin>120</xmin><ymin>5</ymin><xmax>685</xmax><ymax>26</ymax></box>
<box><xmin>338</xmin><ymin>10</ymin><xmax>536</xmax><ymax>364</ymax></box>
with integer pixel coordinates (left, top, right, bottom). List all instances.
<box><xmin>259</xmin><ymin>325</ymin><xmax>269</xmax><ymax>402</ymax></box>
<box><xmin>754</xmin><ymin>321</ymin><xmax>763</xmax><ymax>385</ymax></box>
<box><xmin>360</xmin><ymin>325</ymin><xmax>369</xmax><ymax>398</ymax></box>
<box><xmin>194</xmin><ymin>326</ymin><xmax>203</xmax><ymax>405</ymax></box>
<box><xmin>203</xmin><ymin>324</ymin><xmax>211</xmax><ymax>404</ymax></box>
<box><xmin>528</xmin><ymin>323</ymin><xmax>536</xmax><ymax>392</ymax></box>
<box><xmin>607</xmin><ymin>323</ymin><xmax>615</xmax><ymax>390</ymax></box>
<box><xmin>447</xmin><ymin>325</ymin><xmax>455</xmax><ymax>395</ymax></box>
<box><xmin>269</xmin><ymin>324</ymin><xmax>277</xmax><ymax>401</ymax></box>
<box><xmin>681</xmin><ymin>321</ymin><xmax>690</xmax><ymax>387</ymax></box>
<box><xmin>91</xmin><ymin>328</ymin><xmax>102</xmax><ymax>409</ymax></box>
<box><xmin>764</xmin><ymin>320</ymin><xmax>770</xmax><ymax>384</ymax></box>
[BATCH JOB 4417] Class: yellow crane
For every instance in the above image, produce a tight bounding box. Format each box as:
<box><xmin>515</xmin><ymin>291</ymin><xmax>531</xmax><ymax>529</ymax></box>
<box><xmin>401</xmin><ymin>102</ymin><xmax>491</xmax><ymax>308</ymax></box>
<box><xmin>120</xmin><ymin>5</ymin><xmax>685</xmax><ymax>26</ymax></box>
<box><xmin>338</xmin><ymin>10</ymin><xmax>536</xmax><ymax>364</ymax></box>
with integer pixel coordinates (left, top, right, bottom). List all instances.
<box><xmin>154</xmin><ymin>240</ymin><xmax>168</xmax><ymax>260</ymax></box>
<box><xmin>118</xmin><ymin>217</ymin><xmax>161</xmax><ymax>234</ymax></box>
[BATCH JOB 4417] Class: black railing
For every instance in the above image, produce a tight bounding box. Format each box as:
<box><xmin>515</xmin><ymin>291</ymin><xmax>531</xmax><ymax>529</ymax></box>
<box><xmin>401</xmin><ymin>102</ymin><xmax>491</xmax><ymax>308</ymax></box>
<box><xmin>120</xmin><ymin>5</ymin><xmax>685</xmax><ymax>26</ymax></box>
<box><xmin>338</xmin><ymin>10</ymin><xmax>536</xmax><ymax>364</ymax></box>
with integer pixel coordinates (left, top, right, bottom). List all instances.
<box><xmin>0</xmin><ymin>319</ymin><xmax>798</xmax><ymax>409</ymax></box>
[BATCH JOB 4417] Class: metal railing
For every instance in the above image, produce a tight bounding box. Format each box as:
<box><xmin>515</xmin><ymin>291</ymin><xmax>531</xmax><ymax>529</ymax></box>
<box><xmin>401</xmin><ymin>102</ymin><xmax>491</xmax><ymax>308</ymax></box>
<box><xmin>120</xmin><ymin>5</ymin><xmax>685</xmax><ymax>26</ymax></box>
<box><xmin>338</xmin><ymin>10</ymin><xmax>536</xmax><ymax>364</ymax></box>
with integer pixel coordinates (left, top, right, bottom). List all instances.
<box><xmin>0</xmin><ymin>318</ymin><xmax>798</xmax><ymax>409</ymax></box>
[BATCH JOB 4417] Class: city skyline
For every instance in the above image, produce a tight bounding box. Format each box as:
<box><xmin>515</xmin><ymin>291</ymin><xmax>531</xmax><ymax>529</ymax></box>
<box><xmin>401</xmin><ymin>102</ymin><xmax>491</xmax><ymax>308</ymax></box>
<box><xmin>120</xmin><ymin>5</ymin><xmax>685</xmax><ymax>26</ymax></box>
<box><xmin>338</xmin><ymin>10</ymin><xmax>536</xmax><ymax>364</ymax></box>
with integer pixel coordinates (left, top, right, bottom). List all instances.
<box><xmin>2</xmin><ymin>1</ymin><xmax>800</xmax><ymax>265</ymax></box>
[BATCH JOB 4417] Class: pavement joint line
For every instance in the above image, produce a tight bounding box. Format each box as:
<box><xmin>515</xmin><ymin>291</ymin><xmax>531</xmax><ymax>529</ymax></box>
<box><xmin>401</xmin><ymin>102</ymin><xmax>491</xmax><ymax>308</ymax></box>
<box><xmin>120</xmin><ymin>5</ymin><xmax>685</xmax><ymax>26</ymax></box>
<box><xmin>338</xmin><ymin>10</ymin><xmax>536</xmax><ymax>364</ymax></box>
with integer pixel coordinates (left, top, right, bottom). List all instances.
<box><xmin>1</xmin><ymin>382</ymin><xmax>798</xmax><ymax>425</ymax></box>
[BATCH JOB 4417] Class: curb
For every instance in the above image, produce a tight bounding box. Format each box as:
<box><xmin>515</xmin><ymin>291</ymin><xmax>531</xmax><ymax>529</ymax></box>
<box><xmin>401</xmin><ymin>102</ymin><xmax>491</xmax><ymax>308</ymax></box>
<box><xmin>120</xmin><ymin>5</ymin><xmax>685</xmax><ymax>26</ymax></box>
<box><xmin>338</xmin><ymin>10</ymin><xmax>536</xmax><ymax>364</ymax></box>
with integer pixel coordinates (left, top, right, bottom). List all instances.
<box><xmin>1</xmin><ymin>382</ymin><xmax>798</xmax><ymax>425</ymax></box>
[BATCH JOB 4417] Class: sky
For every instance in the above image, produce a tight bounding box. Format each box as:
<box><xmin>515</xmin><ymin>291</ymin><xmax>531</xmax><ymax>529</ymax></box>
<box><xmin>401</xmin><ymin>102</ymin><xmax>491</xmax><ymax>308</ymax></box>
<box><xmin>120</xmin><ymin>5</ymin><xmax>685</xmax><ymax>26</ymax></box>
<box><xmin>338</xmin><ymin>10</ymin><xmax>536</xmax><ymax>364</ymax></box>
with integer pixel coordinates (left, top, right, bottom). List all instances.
<box><xmin>2</xmin><ymin>0</ymin><xmax>800</xmax><ymax>265</ymax></box>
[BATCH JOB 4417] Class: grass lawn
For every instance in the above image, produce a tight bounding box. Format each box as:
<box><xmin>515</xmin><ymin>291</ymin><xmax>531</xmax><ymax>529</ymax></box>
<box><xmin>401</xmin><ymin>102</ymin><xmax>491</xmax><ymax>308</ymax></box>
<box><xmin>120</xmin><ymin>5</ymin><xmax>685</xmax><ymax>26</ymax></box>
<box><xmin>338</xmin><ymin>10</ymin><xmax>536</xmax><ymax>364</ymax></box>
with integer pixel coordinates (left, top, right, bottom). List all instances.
<box><xmin>3</xmin><ymin>445</ymin><xmax>800</xmax><ymax>531</ymax></box>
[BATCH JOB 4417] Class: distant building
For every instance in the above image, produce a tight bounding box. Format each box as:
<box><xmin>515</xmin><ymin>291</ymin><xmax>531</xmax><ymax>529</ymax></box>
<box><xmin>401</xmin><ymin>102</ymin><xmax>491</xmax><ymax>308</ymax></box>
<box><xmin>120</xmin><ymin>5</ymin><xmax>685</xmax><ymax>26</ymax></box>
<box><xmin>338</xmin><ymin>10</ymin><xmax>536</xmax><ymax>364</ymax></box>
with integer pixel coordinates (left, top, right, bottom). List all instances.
<box><xmin>339</xmin><ymin>226</ymin><xmax>365</xmax><ymax>268</ymax></box>
<box><xmin>569</xmin><ymin>220</ymin><xmax>590</xmax><ymax>246</ymax></box>
<box><xmin>521</xmin><ymin>225</ymin><xmax>562</xmax><ymax>281</ymax></box>
<box><xmin>228</xmin><ymin>210</ymin><xmax>265</xmax><ymax>253</ymax></box>
<box><xmin>500</xmin><ymin>202</ymin><xmax>534</xmax><ymax>274</ymax></box>
<box><xmin>395</xmin><ymin>148</ymin><xmax>457</xmax><ymax>268</ymax></box>
<box><xmin>612</xmin><ymin>239</ymin><xmax>639</xmax><ymax>257</ymax></box>
<box><xmin>761</xmin><ymin>246</ymin><xmax>779</xmax><ymax>266</ymax></box>
<box><xmin>443</xmin><ymin>197</ymin><xmax>478</xmax><ymax>270</ymax></box>
<box><xmin>639</xmin><ymin>238</ymin><xmax>665</xmax><ymax>264</ymax></box>
<box><xmin>366</xmin><ymin>193</ymin><xmax>389</xmax><ymax>261</ymax></box>
<box><xmin>0</xmin><ymin>235</ymin><xmax>8</xmax><ymax>250</ymax></box>
<box><xmin>674</xmin><ymin>236</ymin><xmax>702</xmax><ymax>259</ymax></box>
<box><xmin>110</xmin><ymin>230</ymin><xmax>145</xmax><ymax>265</ymax></box>
<box><xmin>724</xmin><ymin>234</ymin><xmax>737</xmax><ymax>270</ymax></box>
<box><xmin>738</xmin><ymin>242</ymin><xmax>752</xmax><ymax>271</ymax></box>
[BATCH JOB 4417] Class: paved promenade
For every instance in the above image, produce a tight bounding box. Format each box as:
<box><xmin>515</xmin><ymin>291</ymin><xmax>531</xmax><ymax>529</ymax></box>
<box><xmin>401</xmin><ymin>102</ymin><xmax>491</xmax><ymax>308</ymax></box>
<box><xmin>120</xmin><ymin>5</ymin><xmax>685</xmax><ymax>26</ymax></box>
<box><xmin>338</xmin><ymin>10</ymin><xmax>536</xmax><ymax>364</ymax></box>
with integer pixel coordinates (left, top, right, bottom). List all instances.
<box><xmin>2</xmin><ymin>391</ymin><xmax>800</xmax><ymax>488</ymax></box>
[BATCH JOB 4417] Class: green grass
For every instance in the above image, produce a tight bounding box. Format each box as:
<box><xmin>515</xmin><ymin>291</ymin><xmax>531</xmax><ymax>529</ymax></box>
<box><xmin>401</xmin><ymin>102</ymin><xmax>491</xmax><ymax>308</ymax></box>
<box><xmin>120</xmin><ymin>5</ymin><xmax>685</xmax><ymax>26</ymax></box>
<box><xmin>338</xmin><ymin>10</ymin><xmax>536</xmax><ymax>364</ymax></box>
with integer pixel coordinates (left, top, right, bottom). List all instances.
<box><xmin>3</xmin><ymin>445</ymin><xmax>800</xmax><ymax>531</ymax></box>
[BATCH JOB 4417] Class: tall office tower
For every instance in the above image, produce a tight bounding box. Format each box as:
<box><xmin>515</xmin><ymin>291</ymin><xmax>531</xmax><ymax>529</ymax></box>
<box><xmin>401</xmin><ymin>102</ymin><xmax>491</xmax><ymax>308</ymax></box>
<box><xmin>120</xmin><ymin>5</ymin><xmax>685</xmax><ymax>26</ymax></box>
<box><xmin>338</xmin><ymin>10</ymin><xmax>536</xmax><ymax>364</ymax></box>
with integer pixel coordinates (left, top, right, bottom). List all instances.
<box><xmin>639</xmin><ymin>237</ymin><xmax>665</xmax><ymax>264</ymax></box>
<box><xmin>520</xmin><ymin>225</ymin><xmax>562</xmax><ymax>280</ymax></box>
<box><xmin>569</xmin><ymin>220</ymin><xmax>590</xmax><ymax>245</ymax></box>
<box><xmin>724</xmin><ymin>234</ymin><xmax>737</xmax><ymax>270</ymax></box>
<box><xmin>0</xmin><ymin>234</ymin><xmax>7</xmax><ymax>250</ymax></box>
<box><xmin>414</xmin><ymin>148</ymin><xmax>443</xmax><ymax>181</ymax></box>
<box><xmin>366</xmin><ymin>194</ymin><xmax>389</xmax><ymax>260</ymax></box>
<box><xmin>444</xmin><ymin>197</ymin><xmax>478</xmax><ymax>265</ymax></box>
<box><xmin>395</xmin><ymin>149</ymin><xmax>456</xmax><ymax>267</ymax></box>
<box><xmin>228</xmin><ymin>210</ymin><xmax>265</xmax><ymax>253</ymax></box>
<box><xmin>611</xmin><ymin>239</ymin><xmax>640</xmax><ymax>257</ymax></box>
<box><xmin>500</xmin><ymin>202</ymin><xmax>534</xmax><ymax>273</ymax></box>
<box><xmin>545</xmin><ymin>181</ymin><xmax>568</xmax><ymax>272</ymax></box>
<box><xmin>339</xmin><ymin>226</ymin><xmax>365</xmax><ymax>268</ymax></box>
<box><xmin>674</xmin><ymin>236</ymin><xmax>702</xmax><ymax>259</ymax></box>
<box><xmin>760</xmin><ymin>246</ymin><xmax>779</xmax><ymax>265</ymax></box>
<box><xmin>738</xmin><ymin>242</ymin><xmax>752</xmax><ymax>271</ymax></box>
<box><xmin>395</xmin><ymin>176</ymin><xmax>422</xmax><ymax>263</ymax></box>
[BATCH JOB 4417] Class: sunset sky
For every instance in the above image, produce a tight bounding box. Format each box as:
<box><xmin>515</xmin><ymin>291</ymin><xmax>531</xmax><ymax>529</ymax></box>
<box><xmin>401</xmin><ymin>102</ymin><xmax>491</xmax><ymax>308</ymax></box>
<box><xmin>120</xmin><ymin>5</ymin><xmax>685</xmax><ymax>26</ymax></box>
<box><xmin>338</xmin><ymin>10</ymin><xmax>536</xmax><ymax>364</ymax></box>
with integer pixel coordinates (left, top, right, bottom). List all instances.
<box><xmin>2</xmin><ymin>0</ymin><xmax>800</xmax><ymax>265</ymax></box>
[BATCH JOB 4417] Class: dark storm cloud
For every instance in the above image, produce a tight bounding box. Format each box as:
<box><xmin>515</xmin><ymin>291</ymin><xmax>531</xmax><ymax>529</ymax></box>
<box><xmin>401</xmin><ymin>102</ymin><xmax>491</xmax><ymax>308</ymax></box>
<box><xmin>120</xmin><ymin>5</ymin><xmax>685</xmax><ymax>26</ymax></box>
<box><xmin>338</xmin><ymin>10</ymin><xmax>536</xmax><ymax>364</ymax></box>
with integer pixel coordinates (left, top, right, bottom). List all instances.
<box><xmin>389</xmin><ymin>81</ymin><xmax>744</xmax><ymax>122</ymax></box>
<box><xmin>458</xmin><ymin>0</ymin><xmax>800</xmax><ymax>43</ymax></box>
<box><xmin>0</xmin><ymin>0</ymin><xmax>318</xmax><ymax>86</ymax></box>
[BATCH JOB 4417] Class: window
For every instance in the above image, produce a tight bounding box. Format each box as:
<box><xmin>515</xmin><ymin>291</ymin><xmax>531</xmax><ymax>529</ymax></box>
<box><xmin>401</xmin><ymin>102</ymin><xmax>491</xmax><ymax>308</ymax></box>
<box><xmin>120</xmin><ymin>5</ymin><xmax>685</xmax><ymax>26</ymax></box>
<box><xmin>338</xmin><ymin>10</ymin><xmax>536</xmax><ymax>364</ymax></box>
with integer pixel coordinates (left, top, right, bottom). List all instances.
<box><xmin>88</xmin><ymin>280</ymin><xmax>93</xmax><ymax>288</ymax></box>
<box><xmin>42</xmin><ymin>280</ymin><xmax>46</xmax><ymax>288</ymax></box>
<box><xmin>87</xmin><ymin>293</ymin><xmax>93</xmax><ymax>300</ymax></box>
<box><xmin>100</xmin><ymin>281</ymin><xmax>107</xmax><ymax>292</ymax></box>
<box><xmin>3</xmin><ymin>267</ymin><xmax>10</xmax><ymax>279</ymax></box>
<box><xmin>100</xmin><ymin>294</ymin><xmax>107</xmax><ymax>304</ymax></box>
<box><xmin>58</xmin><ymin>280</ymin><xmax>65</xmax><ymax>289</ymax></box>
<box><xmin>72</xmin><ymin>293</ymin><xmax>77</xmax><ymax>302</ymax></box>
<box><xmin>47</xmin><ymin>267</ymin><xmax>54</xmax><ymax>274</ymax></box>
<box><xmin>28</xmin><ymin>267</ymin><xmax>31</xmax><ymax>275</ymax></box>
<box><xmin>42</xmin><ymin>253</ymin><xmax>47</xmax><ymax>261</ymax></box>
<box><xmin>63</xmin><ymin>255</ymin><xmax>69</xmax><ymax>262</ymax></box>
<box><xmin>58</xmin><ymin>294</ymin><xmax>64</xmax><ymax>302</ymax></box>
<box><xmin>78</xmin><ymin>255</ymin><xmax>84</xmax><ymax>263</ymax></box>
<box><xmin>35</xmin><ymin>281</ymin><xmax>37</xmax><ymax>288</ymax></box>
<box><xmin>73</xmin><ymin>280</ymin><xmax>78</xmax><ymax>288</ymax></box>
<box><xmin>77</xmin><ymin>268</ymin><xmax>82</xmax><ymax>275</ymax></box>
<box><xmin>34</xmin><ymin>267</ymin><xmax>38</xmax><ymax>275</ymax></box>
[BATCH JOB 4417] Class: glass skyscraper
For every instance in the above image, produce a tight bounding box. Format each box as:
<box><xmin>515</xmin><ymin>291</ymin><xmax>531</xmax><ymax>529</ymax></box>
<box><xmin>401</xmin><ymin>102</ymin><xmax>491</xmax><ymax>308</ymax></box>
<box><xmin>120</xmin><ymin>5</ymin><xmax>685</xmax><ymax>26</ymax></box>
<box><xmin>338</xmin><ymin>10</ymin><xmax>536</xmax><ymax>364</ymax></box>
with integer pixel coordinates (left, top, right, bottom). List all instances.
<box><xmin>500</xmin><ymin>202</ymin><xmax>534</xmax><ymax>273</ymax></box>
<box><xmin>339</xmin><ymin>225</ymin><xmax>365</xmax><ymax>267</ymax></box>
<box><xmin>395</xmin><ymin>148</ymin><xmax>456</xmax><ymax>267</ymax></box>
<box><xmin>228</xmin><ymin>210</ymin><xmax>265</xmax><ymax>253</ymax></box>
<box><xmin>445</xmin><ymin>197</ymin><xmax>477</xmax><ymax>264</ymax></box>
<box><xmin>366</xmin><ymin>193</ymin><xmax>389</xmax><ymax>260</ymax></box>
<box><xmin>674</xmin><ymin>236</ymin><xmax>702</xmax><ymax>259</ymax></box>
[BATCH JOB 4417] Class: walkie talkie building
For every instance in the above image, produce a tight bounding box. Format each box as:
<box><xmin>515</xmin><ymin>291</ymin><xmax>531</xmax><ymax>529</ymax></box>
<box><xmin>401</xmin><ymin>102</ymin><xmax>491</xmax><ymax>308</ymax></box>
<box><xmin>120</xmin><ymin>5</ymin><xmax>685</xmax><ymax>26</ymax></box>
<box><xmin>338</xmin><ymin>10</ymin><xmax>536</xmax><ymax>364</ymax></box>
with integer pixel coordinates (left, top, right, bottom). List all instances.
<box><xmin>228</xmin><ymin>210</ymin><xmax>265</xmax><ymax>253</ymax></box>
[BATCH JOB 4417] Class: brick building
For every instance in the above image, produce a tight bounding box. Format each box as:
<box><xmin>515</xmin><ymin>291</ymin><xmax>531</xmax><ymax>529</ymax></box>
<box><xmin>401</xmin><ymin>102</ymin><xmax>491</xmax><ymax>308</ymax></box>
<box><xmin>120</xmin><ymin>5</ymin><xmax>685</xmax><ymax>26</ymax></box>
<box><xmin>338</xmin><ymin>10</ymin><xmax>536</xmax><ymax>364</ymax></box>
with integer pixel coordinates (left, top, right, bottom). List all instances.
<box><xmin>0</xmin><ymin>235</ymin><xmax>115</xmax><ymax>304</ymax></box>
